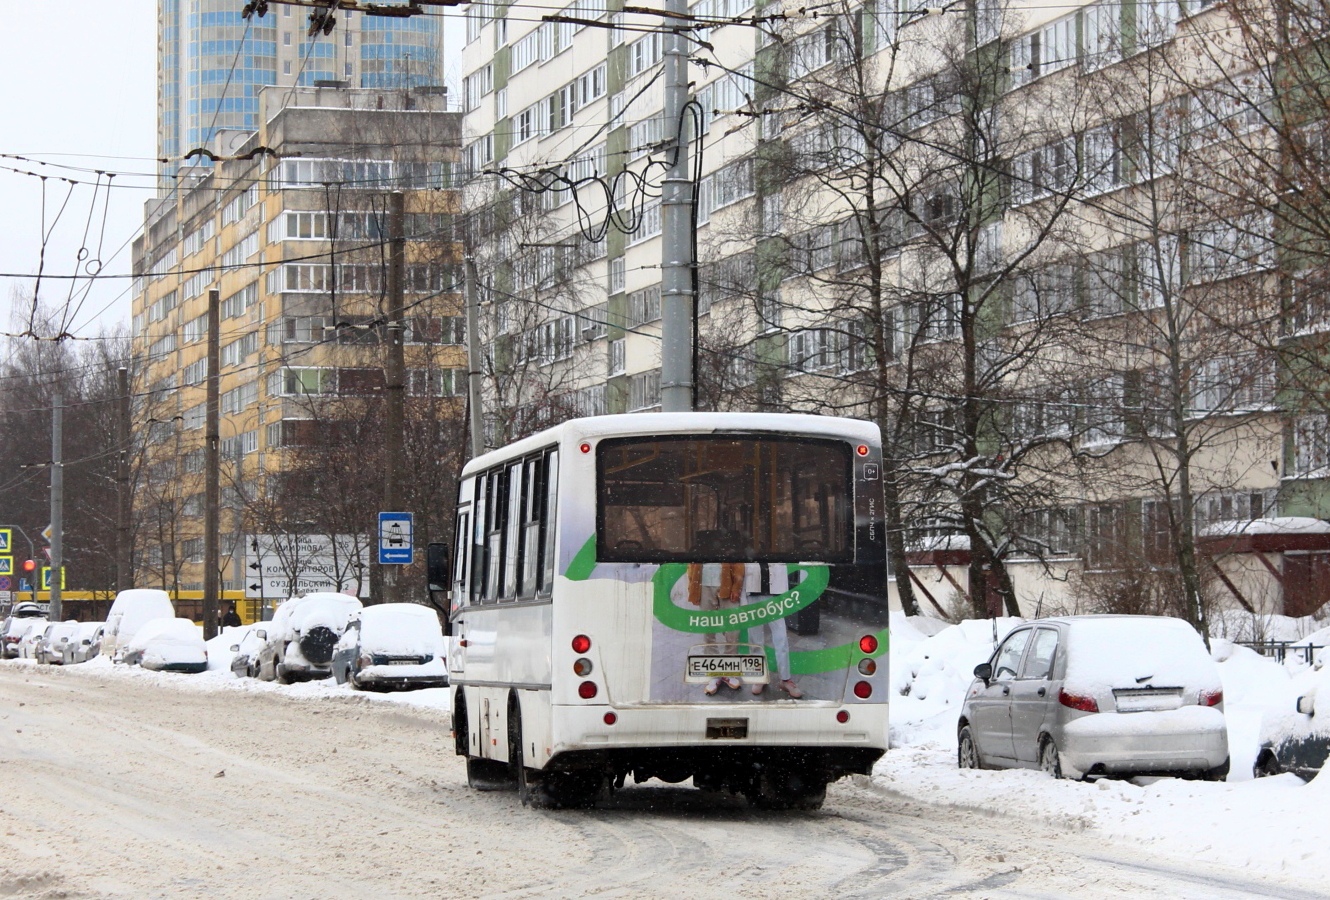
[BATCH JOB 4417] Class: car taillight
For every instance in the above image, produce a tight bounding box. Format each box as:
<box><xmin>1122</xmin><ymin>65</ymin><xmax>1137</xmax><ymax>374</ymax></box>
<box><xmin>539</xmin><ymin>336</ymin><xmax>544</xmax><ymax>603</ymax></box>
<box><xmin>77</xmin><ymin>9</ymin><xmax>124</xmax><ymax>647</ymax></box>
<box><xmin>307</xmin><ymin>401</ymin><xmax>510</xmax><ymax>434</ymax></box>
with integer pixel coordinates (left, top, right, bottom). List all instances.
<box><xmin>1199</xmin><ymin>689</ymin><xmax>1223</xmax><ymax>707</ymax></box>
<box><xmin>1058</xmin><ymin>689</ymin><xmax>1099</xmax><ymax>713</ymax></box>
<box><xmin>853</xmin><ymin>681</ymin><xmax>872</xmax><ymax>699</ymax></box>
<box><xmin>571</xmin><ymin>634</ymin><xmax>591</xmax><ymax>653</ymax></box>
<box><xmin>859</xmin><ymin>634</ymin><xmax>878</xmax><ymax>654</ymax></box>
<box><xmin>578</xmin><ymin>681</ymin><xmax>598</xmax><ymax>699</ymax></box>
<box><xmin>358</xmin><ymin>654</ymin><xmax>373</xmax><ymax>668</ymax></box>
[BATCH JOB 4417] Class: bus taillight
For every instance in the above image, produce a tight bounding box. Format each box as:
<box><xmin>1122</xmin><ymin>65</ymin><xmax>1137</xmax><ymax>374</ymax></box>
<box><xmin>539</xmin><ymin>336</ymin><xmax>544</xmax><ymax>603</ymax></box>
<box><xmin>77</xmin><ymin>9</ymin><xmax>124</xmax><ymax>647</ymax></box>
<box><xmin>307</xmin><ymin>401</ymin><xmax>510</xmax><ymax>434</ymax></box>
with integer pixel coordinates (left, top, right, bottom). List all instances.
<box><xmin>858</xmin><ymin>634</ymin><xmax>878</xmax><ymax>654</ymax></box>
<box><xmin>857</xmin><ymin>659</ymin><xmax>877</xmax><ymax>676</ymax></box>
<box><xmin>572</xmin><ymin>634</ymin><xmax>591</xmax><ymax>653</ymax></box>
<box><xmin>836</xmin><ymin>710</ymin><xmax>850</xmax><ymax>723</ymax></box>
<box><xmin>853</xmin><ymin>681</ymin><xmax>872</xmax><ymax>699</ymax></box>
<box><xmin>573</xmin><ymin>657</ymin><xmax>593</xmax><ymax>676</ymax></box>
<box><xmin>578</xmin><ymin>681</ymin><xmax>598</xmax><ymax>699</ymax></box>
<box><xmin>603</xmin><ymin>712</ymin><xmax>617</xmax><ymax>725</ymax></box>
<box><xmin>856</xmin><ymin>444</ymin><xmax>869</xmax><ymax>456</ymax></box>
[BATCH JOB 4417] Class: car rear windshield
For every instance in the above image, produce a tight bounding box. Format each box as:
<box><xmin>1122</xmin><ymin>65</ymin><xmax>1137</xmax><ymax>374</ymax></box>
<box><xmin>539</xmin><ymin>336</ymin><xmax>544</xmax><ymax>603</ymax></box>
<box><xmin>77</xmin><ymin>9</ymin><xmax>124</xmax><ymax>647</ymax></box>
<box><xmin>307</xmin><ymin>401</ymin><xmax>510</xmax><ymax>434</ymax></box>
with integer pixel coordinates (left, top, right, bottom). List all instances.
<box><xmin>1064</xmin><ymin>618</ymin><xmax>1217</xmax><ymax>691</ymax></box>
<box><xmin>597</xmin><ymin>435</ymin><xmax>853</xmax><ymax>563</ymax></box>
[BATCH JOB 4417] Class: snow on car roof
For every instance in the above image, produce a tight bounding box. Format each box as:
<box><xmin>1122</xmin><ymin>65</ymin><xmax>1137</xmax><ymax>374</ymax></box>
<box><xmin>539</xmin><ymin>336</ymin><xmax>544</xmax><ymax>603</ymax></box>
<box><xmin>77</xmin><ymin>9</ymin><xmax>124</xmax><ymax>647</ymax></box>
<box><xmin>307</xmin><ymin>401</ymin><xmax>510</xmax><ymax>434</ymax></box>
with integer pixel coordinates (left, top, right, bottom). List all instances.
<box><xmin>127</xmin><ymin>617</ymin><xmax>204</xmax><ymax>650</ymax></box>
<box><xmin>1059</xmin><ymin>616</ymin><xmax>1220</xmax><ymax>692</ymax></box>
<box><xmin>356</xmin><ymin>603</ymin><xmax>445</xmax><ymax>655</ymax></box>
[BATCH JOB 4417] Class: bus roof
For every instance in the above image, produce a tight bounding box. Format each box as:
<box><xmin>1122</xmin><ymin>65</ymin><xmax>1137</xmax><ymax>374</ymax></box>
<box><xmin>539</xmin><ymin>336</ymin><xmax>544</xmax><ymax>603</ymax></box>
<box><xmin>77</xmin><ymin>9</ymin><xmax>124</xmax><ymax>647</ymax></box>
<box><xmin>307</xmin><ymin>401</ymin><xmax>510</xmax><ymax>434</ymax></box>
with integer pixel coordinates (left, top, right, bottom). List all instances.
<box><xmin>461</xmin><ymin>412</ymin><xmax>880</xmax><ymax>478</ymax></box>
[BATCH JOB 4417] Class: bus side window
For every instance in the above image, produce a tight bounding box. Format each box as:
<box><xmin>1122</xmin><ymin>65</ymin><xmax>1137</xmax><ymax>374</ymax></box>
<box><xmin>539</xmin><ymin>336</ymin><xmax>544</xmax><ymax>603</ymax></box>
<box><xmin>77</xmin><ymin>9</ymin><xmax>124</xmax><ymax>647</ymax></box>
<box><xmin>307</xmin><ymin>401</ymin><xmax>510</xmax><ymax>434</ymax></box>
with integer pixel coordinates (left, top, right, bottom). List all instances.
<box><xmin>539</xmin><ymin>450</ymin><xmax>559</xmax><ymax>594</ymax></box>
<box><xmin>520</xmin><ymin>456</ymin><xmax>542</xmax><ymax>597</ymax></box>
<box><xmin>485</xmin><ymin>467</ymin><xmax>508</xmax><ymax>603</ymax></box>
<box><xmin>500</xmin><ymin>462</ymin><xmax>522</xmax><ymax>600</ymax></box>
<box><xmin>453</xmin><ymin>509</ymin><xmax>470</xmax><ymax>610</ymax></box>
<box><xmin>471</xmin><ymin>474</ymin><xmax>488</xmax><ymax>605</ymax></box>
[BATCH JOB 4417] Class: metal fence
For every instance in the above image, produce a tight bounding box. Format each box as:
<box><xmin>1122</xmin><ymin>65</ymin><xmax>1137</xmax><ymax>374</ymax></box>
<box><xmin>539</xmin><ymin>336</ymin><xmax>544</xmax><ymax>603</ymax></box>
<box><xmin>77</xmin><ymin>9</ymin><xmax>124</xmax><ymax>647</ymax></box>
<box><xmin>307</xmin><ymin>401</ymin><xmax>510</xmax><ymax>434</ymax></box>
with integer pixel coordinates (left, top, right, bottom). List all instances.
<box><xmin>1237</xmin><ymin>640</ymin><xmax>1325</xmax><ymax>666</ymax></box>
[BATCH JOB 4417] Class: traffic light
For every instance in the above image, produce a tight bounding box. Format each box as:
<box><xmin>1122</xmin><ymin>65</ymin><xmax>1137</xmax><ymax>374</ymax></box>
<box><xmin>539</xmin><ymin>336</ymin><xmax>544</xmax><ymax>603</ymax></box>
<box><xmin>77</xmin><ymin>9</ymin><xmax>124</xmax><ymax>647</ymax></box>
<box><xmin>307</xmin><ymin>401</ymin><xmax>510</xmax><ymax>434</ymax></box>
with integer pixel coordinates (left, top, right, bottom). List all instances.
<box><xmin>21</xmin><ymin>559</ymin><xmax>35</xmax><ymax>575</ymax></box>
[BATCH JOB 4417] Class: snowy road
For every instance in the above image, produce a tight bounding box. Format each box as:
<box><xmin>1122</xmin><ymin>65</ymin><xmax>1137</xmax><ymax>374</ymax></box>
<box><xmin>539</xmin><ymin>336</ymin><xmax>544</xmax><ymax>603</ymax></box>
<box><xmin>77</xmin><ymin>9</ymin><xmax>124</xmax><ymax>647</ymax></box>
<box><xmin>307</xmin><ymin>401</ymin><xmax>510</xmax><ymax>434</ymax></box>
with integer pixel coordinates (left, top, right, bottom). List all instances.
<box><xmin>0</xmin><ymin>664</ymin><xmax>1324</xmax><ymax>899</ymax></box>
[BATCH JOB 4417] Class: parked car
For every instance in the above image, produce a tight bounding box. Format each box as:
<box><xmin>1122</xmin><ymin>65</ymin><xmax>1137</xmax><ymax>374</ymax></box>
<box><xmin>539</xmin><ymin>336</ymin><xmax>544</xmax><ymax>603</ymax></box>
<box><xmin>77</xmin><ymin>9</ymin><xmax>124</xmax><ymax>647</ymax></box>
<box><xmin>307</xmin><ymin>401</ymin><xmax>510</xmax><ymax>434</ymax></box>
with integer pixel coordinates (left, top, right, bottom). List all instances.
<box><xmin>1254</xmin><ymin>663</ymin><xmax>1330</xmax><ymax>780</ymax></box>
<box><xmin>957</xmin><ymin>615</ymin><xmax>1229</xmax><ymax>781</ymax></box>
<box><xmin>1</xmin><ymin>603</ymin><xmax>48</xmax><ymax>659</ymax></box>
<box><xmin>121</xmin><ymin>618</ymin><xmax>208</xmax><ymax>673</ymax></box>
<box><xmin>332</xmin><ymin>603</ymin><xmax>449</xmax><ymax>691</ymax></box>
<box><xmin>16</xmin><ymin>619</ymin><xmax>49</xmax><ymax>659</ymax></box>
<box><xmin>103</xmin><ymin>589</ymin><xmax>175</xmax><ymax>662</ymax></box>
<box><xmin>254</xmin><ymin>593</ymin><xmax>362</xmax><ymax>683</ymax></box>
<box><xmin>228</xmin><ymin>624</ymin><xmax>268</xmax><ymax>678</ymax></box>
<box><xmin>65</xmin><ymin>621</ymin><xmax>104</xmax><ymax>664</ymax></box>
<box><xmin>34</xmin><ymin>621</ymin><xmax>81</xmax><ymax>665</ymax></box>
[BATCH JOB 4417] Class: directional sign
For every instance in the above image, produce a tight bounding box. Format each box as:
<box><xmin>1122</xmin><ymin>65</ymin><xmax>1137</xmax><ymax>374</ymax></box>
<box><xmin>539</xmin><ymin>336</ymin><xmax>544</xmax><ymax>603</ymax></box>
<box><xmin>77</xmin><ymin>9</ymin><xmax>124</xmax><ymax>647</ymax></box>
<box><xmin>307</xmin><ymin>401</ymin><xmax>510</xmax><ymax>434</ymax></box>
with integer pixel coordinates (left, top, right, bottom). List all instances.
<box><xmin>0</xmin><ymin>529</ymin><xmax>10</xmax><ymax>553</ymax></box>
<box><xmin>40</xmin><ymin>567</ymin><xmax>65</xmax><ymax>591</ymax></box>
<box><xmin>378</xmin><ymin>512</ymin><xmax>414</xmax><ymax>565</ymax></box>
<box><xmin>0</xmin><ymin>557</ymin><xmax>11</xmax><ymax>576</ymax></box>
<box><xmin>245</xmin><ymin>534</ymin><xmax>369</xmax><ymax>599</ymax></box>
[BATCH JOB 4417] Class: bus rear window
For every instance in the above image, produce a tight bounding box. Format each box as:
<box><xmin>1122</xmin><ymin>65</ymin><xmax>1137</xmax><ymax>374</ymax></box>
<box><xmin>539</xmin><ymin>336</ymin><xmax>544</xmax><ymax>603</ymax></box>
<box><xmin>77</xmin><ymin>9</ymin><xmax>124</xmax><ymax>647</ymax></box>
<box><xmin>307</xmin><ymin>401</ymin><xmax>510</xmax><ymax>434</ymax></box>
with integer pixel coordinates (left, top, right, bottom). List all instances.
<box><xmin>597</xmin><ymin>435</ymin><xmax>853</xmax><ymax>562</ymax></box>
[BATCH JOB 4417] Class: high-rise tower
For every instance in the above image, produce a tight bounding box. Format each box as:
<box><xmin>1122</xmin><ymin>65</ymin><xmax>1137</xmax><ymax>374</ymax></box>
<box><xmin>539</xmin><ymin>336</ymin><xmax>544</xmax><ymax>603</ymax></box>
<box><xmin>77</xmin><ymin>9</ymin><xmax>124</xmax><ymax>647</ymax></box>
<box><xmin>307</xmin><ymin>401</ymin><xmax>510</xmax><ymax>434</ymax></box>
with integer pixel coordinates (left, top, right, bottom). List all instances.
<box><xmin>158</xmin><ymin>0</ymin><xmax>443</xmax><ymax>191</ymax></box>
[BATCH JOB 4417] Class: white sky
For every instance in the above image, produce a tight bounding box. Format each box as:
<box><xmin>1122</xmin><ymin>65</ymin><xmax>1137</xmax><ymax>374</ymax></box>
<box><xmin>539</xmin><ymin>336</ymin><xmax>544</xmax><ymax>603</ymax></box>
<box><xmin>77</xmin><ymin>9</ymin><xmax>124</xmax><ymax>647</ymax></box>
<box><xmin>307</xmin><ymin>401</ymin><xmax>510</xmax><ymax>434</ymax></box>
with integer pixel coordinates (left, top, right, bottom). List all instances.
<box><xmin>0</xmin><ymin>2</ymin><xmax>463</xmax><ymax>340</ymax></box>
<box><xmin>0</xmin><ymin>1</ymin><xmax>158</xmax><ymax>338</ymax></box>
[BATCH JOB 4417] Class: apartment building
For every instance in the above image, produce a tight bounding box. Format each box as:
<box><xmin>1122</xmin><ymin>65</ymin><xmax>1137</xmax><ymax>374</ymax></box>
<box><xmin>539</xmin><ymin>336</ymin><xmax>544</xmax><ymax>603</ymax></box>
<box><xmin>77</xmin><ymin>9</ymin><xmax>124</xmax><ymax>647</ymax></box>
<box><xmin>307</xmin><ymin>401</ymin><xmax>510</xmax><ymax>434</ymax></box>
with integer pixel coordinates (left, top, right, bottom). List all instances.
<box><xmin>132</xmin><ymin>84</ymin><xmax>465</xmax><ymax>606</ymax></box>
<box><xmin>158</xmin><ymin>0</ymin><xmax>444</xmax><ymax>189</ymax></box>
<box><xmin>458</xmin><ymin>0</ymin><xmax>1330</xmax><ymax>620</ymax></box>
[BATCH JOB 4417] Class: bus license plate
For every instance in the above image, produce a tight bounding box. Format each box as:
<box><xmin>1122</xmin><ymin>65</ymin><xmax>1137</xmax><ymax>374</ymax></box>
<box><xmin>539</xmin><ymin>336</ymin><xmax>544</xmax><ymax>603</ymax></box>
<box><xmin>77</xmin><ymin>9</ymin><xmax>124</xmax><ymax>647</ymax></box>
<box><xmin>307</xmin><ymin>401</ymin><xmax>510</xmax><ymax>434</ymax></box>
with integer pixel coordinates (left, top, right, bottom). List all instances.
<box><xmin>685</xmin><ymin>654</ymin><xmax>766</xmax><ymax>683</ymax></box>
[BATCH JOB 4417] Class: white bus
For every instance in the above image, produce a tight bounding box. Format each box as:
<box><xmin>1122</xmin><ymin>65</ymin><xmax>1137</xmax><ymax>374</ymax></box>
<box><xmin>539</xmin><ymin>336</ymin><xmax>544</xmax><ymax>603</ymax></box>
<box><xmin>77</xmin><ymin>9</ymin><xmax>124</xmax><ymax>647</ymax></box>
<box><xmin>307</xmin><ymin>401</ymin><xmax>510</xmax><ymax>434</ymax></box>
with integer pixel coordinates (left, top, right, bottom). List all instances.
<box><xmin>443</xmin><ymin>413</ymin><xmax>889</xmax><ymax>809</ymax></box>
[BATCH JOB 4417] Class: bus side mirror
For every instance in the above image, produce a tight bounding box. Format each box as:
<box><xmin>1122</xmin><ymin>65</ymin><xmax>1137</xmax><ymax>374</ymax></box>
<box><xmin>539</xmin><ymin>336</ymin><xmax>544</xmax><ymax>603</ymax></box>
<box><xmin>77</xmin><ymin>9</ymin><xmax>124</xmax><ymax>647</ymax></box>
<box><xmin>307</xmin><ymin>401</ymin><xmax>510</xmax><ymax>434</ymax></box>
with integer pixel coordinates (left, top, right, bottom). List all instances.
<box><xmin>427</xmin><ymin>542</ymin><xmax>450</xmax><ymax>594</ymax></box>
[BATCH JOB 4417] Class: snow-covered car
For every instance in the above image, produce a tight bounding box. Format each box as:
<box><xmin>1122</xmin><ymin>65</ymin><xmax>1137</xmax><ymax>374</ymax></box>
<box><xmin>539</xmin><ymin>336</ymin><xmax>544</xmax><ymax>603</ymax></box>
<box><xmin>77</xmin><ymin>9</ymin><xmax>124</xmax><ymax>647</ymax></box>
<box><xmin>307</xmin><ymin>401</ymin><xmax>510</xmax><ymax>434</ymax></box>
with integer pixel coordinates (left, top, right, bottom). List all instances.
<box><xmin>227</xmin><ymin>624</ymin><xmax>268</xmax><ymax>678</ymax></box>
<box><xmin>331</xmin><ymin>603</ymin><xmax>449</xmax><ymax>691</ymax></box>
<box><xmin>957</xmin><ymin>615</ymin><xmax>1229</xmax><ymax>781</ymax></box>
<box><xmin>120</xmin><ymin>617</ymin><xmax>208</xmax><ymax>673</ymax></box>
<box><xmin>102</xmin><ymin>589</ymin><xmax>175</xmax><ymax>662</ymax></box>
<box><xmin>64</xmin><ymin>621</ymin><xmax>104</xmax><ymax>664</ymax></box>
<box><xmin>254</xmin><ymin>593</ymin><xmax>362</xmax><ymax>684</ymax></box>
<box><xmin>1254</xmin><ymin>663</ymin><xmax>1330</xmax><ymax>780</ymax></box>
<box><xmin>1</xmin><ymin>603</ymin><xmax>48</xmax><ymax>659</ymax></box>
<box><xmin>16</xmin><ymin>619</ymin><xmax>50</xmax><ymax>659</ymax></box>
<box><xmin>34</xmin><ymin>620</ymin><xmax>81</xmax><ymax>665</ymax></box>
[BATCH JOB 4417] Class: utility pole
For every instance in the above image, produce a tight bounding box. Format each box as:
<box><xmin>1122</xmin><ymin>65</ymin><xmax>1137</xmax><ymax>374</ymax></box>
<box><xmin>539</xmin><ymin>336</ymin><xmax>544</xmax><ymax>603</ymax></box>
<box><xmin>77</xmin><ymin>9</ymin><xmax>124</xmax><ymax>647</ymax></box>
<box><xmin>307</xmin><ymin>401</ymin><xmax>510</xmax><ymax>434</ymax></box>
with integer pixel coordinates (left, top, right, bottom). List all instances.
<box><xmin>49</xmin><ymin>393</ymin><xmax>63</xmax><ymax>621</ymax></box>
<box><xmin>382</xmin><ymin>191</ymin><xmax>406</xmax><ymax>605</ymax></box>
<box><xmin>231</xmin><ymin>438</ymin><xmax>243</xmax><ymax>617</ymax></box>
<box><xmin>203</xmin><ymin>288</ymin><xmax>221</xmax><ymax>639</ymax></box>
<box><xmin>116</xmin><ymin>366</ymin><xmax>131</xmax><ymax>592</ymax></box>
<box><xmin>659</xmin><ymin>0</ymin><xmax>694</xmax><ymax>413</ymax></box>
<box><xmin>464</xmin><ymin>255</ymin><xmax>485</xmax><ymax>459</ymax></box>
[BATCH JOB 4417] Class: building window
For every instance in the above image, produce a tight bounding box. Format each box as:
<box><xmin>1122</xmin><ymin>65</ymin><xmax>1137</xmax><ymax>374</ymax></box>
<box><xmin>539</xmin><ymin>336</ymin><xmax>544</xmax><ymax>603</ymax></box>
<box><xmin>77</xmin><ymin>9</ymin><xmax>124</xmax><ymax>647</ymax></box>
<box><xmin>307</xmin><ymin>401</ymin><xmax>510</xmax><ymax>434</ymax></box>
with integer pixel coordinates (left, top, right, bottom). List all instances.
<box><xmin>1294</xmin><ymin>415</ymin><xmax>1330</xmax><ymax>478</ymax></box>
<box><xmin>627</xmin><ymin>285</ymin><xmax>662</xmax><ymax>326</ymax></box>
<box><xmin>629</xmin><ymin>369</ymin><xmax>662</xmax><ymax>411</ymax></box>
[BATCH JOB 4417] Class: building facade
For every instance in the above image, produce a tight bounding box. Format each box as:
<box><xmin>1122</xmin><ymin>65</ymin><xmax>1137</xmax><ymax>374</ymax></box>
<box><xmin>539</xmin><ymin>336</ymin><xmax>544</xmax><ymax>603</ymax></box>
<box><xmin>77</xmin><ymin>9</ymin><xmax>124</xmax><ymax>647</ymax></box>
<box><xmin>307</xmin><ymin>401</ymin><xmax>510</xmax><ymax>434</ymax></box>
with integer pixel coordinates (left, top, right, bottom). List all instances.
<box><xmin>158</xmin><ymin>0</ymin><xmax>444</xmax><ymax>189</ymax></box>
<box><xmin>132</xmin><ymin>85</ymin><xmax>465</xmax><ymax>612</ymax></box>
<box><xmin>457</xmin><ymin>0</ymin><xmax>1330</xmax><ymax>624</ymax></box>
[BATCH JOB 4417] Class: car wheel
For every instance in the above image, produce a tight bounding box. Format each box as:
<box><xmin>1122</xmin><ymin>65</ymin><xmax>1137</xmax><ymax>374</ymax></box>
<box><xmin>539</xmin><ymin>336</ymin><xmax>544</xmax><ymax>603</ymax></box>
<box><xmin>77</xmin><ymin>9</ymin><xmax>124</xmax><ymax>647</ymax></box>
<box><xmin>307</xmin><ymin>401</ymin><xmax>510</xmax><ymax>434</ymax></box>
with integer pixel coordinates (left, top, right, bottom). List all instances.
<box><xmin>1039</xmin><ymin>736</ymin><xmax>1063</xmax><ymax>779</ymax></box>
<box><xmin>1254</xmin><ymin>751</ymin><xmax>1281</xmax><ymax>779</ymax></box>
<box><xmin>958</xmin><ymin>725</ymin><xmax>982</xmax><ymax>770</ymax></box>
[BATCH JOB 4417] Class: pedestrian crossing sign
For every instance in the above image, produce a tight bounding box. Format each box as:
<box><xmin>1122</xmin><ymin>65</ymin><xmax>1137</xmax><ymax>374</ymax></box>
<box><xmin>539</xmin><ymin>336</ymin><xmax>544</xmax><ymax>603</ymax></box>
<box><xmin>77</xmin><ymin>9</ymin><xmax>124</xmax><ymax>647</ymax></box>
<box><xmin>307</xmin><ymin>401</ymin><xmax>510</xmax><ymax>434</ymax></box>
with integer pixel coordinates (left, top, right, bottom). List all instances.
<box><xmin>0</xmin><ymin>529</ymin><xmax>10</xmax><ymax>553</ymax></box>
<box><xmin>40</xmin><ymin>567</ymin><xmax>65</xmax><ymax>591</ymax></box>
<box><xmin>0</xmin><ymin>557</ymin><xmax>11</xmax><ymax>576</ymax></box>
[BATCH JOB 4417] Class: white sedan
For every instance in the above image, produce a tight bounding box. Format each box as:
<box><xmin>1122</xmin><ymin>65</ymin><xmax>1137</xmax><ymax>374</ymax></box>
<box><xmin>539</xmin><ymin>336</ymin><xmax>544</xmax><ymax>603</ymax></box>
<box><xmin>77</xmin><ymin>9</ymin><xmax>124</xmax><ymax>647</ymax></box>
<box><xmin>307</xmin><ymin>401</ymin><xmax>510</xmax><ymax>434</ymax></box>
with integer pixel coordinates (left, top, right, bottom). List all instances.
<box><xmin>121</xmin><ymin>618</ymin><xmax>208</xmax><ymax>673</ymax></box>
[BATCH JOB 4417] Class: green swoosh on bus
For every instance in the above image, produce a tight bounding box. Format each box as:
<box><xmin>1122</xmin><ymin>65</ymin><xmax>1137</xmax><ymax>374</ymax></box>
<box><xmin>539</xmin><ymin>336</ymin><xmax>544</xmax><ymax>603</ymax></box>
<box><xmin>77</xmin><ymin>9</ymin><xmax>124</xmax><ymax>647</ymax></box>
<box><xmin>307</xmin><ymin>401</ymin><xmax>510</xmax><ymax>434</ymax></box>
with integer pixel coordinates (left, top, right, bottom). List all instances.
<box><xmin>649</xmin><ymin>563</ymin><xmax>827</xmax><ymax>633</ymax></box>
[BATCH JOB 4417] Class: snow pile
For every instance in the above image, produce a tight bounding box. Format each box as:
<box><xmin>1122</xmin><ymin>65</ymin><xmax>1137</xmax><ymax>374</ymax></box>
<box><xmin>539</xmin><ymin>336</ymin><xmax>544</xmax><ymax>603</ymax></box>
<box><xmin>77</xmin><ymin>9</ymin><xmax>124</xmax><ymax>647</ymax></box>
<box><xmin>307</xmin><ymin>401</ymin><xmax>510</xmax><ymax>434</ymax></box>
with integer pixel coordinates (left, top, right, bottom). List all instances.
<box><xmin>125</xmin><ymin>617</ymin><xmax>207</xmax><ymax>668</ymax></box>
<box><xmin>880</xmin><ymin>614</ymin><xmax>1330</xmax><ymax>880</ymax></box>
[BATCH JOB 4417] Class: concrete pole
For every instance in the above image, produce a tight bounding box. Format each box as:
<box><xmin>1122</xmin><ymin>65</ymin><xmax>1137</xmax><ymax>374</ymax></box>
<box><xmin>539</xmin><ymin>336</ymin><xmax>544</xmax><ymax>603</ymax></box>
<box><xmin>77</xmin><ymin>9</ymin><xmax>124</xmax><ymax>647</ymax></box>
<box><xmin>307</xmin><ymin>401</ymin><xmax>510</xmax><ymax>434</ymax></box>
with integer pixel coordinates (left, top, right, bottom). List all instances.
<box><xmin>464</xmin><ymin>256</ymin><xmax>485</xmax><ymax>459</ymax></box>
<box><xmin>231</xmin><ymin>437</ymin><xmax>243</xmax><ymax>610</ymax></box>
<box><xmin>382</xmin><ymin>191</ymin><xmax>407</xmax><ymax>605</ymax></box>
<box><xmin>116</xmin><ymin>367</ymin><xmax>132</xmax><ymax>592</ymax></box>
<box><xmin>49</xmin><ymin>393</ymin><xmax>63</xmax><ymax>621</ymax></box>
<box><xmin>659</xmin><ymin>0</ymin><xmax>694</xmax><ymax>413</ymax></box>
<box><xmin>203</xmin><ymin>288</ymin><xmax>221</xmax><ymax>639</ymax></box>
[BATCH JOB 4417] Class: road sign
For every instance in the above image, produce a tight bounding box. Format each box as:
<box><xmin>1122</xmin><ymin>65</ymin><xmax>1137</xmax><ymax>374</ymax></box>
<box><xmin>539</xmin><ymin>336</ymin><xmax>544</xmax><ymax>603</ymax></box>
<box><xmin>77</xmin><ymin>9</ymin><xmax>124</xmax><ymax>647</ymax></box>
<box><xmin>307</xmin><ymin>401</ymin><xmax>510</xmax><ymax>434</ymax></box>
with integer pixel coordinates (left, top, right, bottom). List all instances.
<box><xmin>40</xmin><ymin>523</ymin><xmax>52</xmax><ymax>543</ymax></box>
<box><xmin>0</xmin><ymin>557</ymin><xmax>11</xmax><ymax>576</ymax></box>
<box><xmin>40</xmin><ymin>567</ymin><xmax>65</xmax><ymax>591</ymax></box>
<box><xmin>0</xmin><ymin>529</ymin><xmax>10</xmax><ymax>553</ymax></box>
<box><xmin>244</xmin><ymin>534</ymin><xmax>369</xmax><ymax>599</ymax></box>
<box><xmin>0</xmin><ymin>576</ymin><xmax>11</xmax><ymax>591</ymax></box>
<box><xmin>378</xmin><ymin>512</ymin><xmax>414</xmax><ymax>565</ymax></box>
<box><xmin>0</xmin><ymin>591</ymin><xmax>11</xmax><ymax>606</ymax></box>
